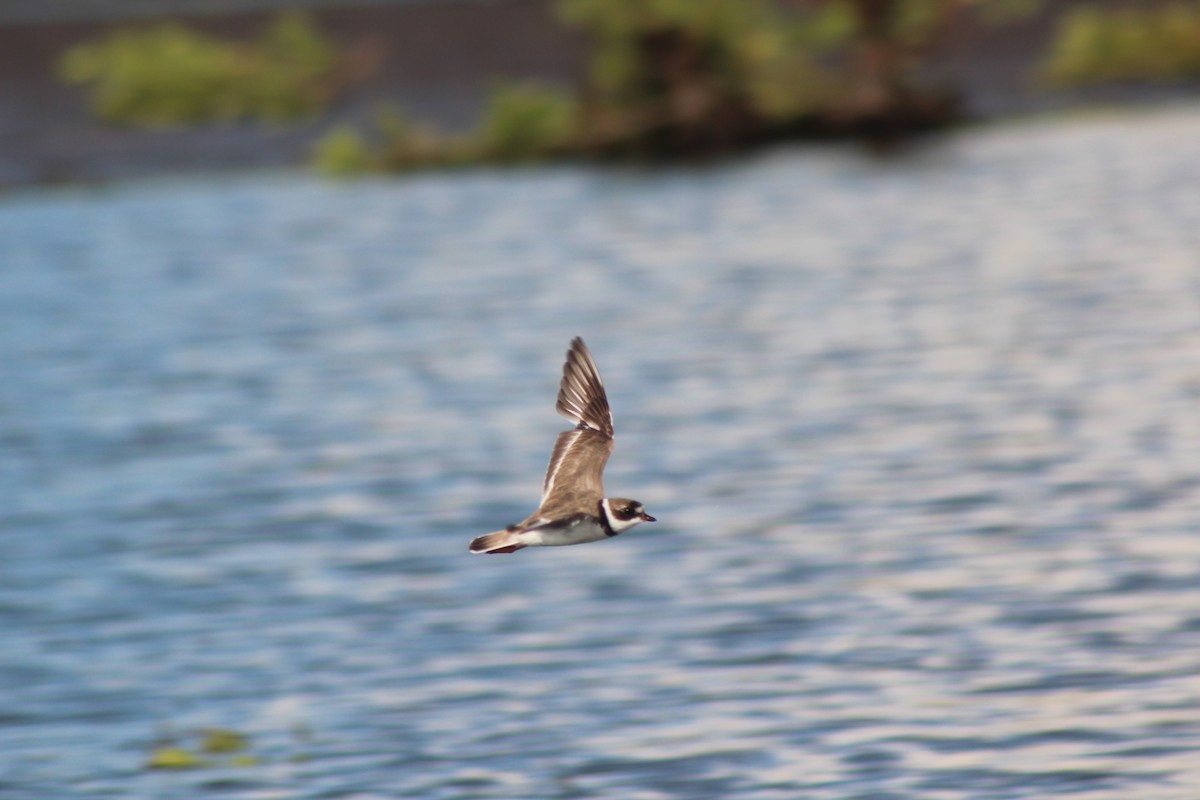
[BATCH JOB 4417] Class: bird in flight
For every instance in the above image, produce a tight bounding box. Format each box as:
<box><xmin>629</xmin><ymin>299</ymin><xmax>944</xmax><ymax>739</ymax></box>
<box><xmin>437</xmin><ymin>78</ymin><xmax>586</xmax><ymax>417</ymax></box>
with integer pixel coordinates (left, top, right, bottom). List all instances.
<box><xmin>469</xmin><ymin>337</ymin><xmax>655</xmax><ymax>554</ymax></box>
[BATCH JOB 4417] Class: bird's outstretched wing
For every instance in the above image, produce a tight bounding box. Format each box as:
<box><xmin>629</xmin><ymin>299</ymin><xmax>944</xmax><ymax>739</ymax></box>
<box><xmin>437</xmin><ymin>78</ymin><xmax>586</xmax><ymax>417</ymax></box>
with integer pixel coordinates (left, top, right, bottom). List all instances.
<box><xmin>555</xmin><ymin>337</ymin><xmax>613</xmax><ymax>438</ymax></box>
<box><xmin>542</xmin><ymin>338</ymin><xmax>614</xmax><ymax>506</ymax></box>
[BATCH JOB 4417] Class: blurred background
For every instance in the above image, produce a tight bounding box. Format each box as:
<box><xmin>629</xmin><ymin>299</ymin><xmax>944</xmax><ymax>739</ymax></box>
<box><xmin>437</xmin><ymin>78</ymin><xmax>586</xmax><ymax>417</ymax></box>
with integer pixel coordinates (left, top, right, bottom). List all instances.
<box><xmin>3</xmin><ymin>1</ymin><xmax>1200</xmax><ymax>798</ymax></box>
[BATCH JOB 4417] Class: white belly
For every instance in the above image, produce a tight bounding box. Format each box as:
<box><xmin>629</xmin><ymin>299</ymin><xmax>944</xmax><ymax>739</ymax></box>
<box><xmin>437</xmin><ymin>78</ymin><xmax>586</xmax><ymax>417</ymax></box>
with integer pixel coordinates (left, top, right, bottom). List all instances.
<box><xmin>519</xmin><ymin>517</ymin><xmax>609</xmax><ymax>547</ymax></box>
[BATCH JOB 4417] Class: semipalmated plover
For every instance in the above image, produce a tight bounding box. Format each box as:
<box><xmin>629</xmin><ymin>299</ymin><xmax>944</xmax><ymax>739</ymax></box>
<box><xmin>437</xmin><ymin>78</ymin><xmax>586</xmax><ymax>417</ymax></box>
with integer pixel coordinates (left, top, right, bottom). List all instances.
<box><xmin>469</xmin><ymin>337</ymin><xmax>655</xmax><ymax>554</ymax></box>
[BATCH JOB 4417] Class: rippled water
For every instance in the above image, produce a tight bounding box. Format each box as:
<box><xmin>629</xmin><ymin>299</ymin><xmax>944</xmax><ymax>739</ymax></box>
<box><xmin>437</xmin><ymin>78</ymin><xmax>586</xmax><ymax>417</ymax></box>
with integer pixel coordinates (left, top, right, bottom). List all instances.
<box><xmin>3</xmin><ymin>106</ymin><xmax>1200</xmax><ymax>799</ymax></box>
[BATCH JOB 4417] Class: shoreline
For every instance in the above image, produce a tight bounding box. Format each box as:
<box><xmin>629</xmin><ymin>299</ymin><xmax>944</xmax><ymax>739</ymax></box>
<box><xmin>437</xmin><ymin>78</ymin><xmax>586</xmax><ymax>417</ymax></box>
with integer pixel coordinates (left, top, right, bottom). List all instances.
<box><xmin>0</xmin><ymin>0</ymin><xmax>1195</xmax><ymax>187</ymax></box>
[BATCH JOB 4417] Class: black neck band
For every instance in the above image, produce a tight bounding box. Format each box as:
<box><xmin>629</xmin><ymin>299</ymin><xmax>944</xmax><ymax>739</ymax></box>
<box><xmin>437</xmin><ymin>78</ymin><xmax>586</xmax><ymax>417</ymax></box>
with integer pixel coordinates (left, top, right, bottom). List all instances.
<box><xmin>599</xmin><ymin>501</ymin><xmax>618</xmax><ymax>537</ymax></box>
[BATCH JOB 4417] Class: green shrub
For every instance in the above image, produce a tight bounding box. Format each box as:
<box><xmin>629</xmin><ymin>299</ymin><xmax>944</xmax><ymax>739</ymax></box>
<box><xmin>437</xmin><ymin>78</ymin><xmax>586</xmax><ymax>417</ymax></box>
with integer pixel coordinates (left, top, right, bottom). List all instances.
<box><xmin>57</xmin><ymin>11</ymin><xmax>339</xmax><ymax>126</ymax></box>
<box><xmin>1042</xmin><ymin>4</ymin><xmax>1200</xmax><ymax>85</ymax></box>
<box><xmin>556</xmin><ymin>0</ymin><xmax>812</xmax><ymax>116</ymax></box>
<box><xmin>311</xmin><ymin>125</ymin><xmax>375</xmax><ymax>175</ymax></box>
<box><xmin>475</xmin><ymin>82</ymin><xmax>578</xmax><ymax>159</ymax></box>
<box><xmin>314</xmin><ymin>86</ymin><xmax>577</xmax><ymax>174</ymax></box>
<box><xmin>553</xmin><ymin>0</ymin><xmax>989</xmax><ymax>135</ymax></box>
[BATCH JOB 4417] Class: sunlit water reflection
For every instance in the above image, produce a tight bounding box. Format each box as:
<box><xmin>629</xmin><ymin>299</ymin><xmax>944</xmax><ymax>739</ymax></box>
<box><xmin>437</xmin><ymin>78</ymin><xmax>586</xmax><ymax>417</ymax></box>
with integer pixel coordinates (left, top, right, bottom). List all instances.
<box><xmin>3</xmin><ymin>106</ymin><xmax>1200</xmax><ymax>799</ymax></box>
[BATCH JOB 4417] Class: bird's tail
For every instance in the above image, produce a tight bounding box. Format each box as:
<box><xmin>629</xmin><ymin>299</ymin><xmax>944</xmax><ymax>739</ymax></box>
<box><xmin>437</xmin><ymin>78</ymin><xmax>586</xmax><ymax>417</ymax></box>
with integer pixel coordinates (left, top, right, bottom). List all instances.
<box><xmin>468</xmin><ymin>529</ymin><xmax>526</xmax><ymax>554</ymax></box>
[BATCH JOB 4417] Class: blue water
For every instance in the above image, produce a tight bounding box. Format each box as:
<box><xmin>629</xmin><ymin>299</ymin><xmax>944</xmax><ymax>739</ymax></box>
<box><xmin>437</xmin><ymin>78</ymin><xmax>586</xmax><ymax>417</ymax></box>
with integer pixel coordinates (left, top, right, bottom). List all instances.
<box><xmin>3</xmin><ymin>106</ymin><xmax>1200</xmax><ymax>799</ymax></box>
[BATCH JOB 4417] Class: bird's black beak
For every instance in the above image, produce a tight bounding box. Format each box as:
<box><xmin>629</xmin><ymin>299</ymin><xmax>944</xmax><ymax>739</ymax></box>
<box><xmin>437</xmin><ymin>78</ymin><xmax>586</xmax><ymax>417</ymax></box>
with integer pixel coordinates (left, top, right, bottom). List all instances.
<box><xmin>641</xmin><ymin>513</ymin><xmax>656</xmax><ymax>522</ymax></box>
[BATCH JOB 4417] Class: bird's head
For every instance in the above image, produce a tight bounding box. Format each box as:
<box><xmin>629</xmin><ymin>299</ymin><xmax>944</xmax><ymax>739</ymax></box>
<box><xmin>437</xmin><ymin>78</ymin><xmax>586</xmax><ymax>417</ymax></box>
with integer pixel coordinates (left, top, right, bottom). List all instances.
<box><xmin>601</xmin><ymin>498</ymin><xmax>656</xmax><ymax>533</ymax></box>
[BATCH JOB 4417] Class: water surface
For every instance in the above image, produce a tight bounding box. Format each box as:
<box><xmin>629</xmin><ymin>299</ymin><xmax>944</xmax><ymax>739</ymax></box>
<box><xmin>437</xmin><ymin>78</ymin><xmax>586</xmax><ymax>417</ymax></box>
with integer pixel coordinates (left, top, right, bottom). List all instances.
<box><xmin>3</xmin><ymin>106</ymin><xmax>1200</xmax><ymax>799</ymax></box>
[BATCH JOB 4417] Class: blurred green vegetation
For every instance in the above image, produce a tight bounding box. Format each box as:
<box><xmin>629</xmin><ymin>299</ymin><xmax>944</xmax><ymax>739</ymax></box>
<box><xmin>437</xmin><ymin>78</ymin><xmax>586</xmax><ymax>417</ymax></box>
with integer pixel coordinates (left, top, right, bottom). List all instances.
<box><xmin>316</xmin><ymin>0</ymin><xmax>1050</xmax><ymax>172</ymax></box>
<box><xmin>312</xmin><ymin>125</ymin><xmax>376</xmax><ymax>174</ymax></box>
<box><xmin>313</xmin><ymin>83</ymin><xmax>578</xmax><ymax>175</ymax></box>
<box><xmin>557</xmin><ymin>0</ymin><xmax>834</xmax><ymax>111</ymax></box>
<box><xmin>312</xmin><ymin>108</ymin><xmax>454</xmax><ymax>175</ymax></box>
<box><xmin>1042</xmin><ymin>3</ymin><xmax>1200</xmax><ymax>85</ymax></box>
<box><xmin>556</xmin><ymin>0</ymin><xmax>843</xmax><ymax>149</ymax></box>
<box><xmin>199</xmin><ymin>728</ymin><xmax>250</xmax><ymax>753</ymax></box>
<box><xmin>145</xmin><ymin>746</ymin><xmax>204</xmax><ymax>770</ymax></box>
<box><xmin>58</xmin><ymin>11</ymin><xmax>339</xmax><ymax>126</ymax></box>
<box><xmin>57</xmin><ymin>1</ymin><xmax>1200</xmax><ymax>172</ymax></box>
<box><xmin>475</xmin><ymin>82</ymin><xmax>578</xmax><ymax>160</ymax></box>
<box><xmin>139</xmin><ymin>724</ymin><xmax>325</xmax><ymax>771</ymax></box>
<box><xmin>554</xmin><ymin>0</ymin><xmax>1045</xmax><ymax>140</ymax></box>
<box><xmin>145</xmin><ymin>728</ymin><xmax>263</xmax><ymax>771</ymax></box>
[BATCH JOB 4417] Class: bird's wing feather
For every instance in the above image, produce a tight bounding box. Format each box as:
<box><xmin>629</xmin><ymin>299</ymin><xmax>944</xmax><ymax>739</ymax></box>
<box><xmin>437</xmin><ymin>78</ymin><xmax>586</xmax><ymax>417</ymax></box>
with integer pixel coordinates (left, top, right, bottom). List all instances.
<box><xmin>555</xmin><ymin>338</ymin><xmax>614</xmax><ymax>438</ymax></box>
